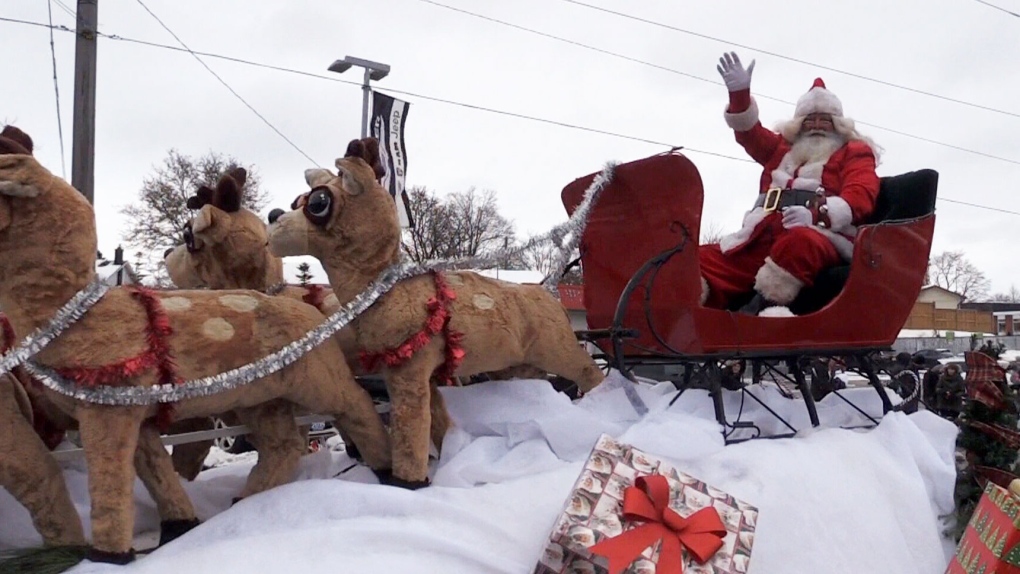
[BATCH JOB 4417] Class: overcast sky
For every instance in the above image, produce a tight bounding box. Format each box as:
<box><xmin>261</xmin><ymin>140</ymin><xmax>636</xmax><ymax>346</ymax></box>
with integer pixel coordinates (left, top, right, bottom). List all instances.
<box><xmin>3</xmin><ymin>0</ymin><xmax>1019</xmax><ymax>293</ymax></box>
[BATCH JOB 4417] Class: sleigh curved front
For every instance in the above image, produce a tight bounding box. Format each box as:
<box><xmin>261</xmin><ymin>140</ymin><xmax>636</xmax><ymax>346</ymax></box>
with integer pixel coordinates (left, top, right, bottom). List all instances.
<box><xmin>562</xmin><ymin>151</ymin><xmax>937</xmax><ymax>359</ymax></box>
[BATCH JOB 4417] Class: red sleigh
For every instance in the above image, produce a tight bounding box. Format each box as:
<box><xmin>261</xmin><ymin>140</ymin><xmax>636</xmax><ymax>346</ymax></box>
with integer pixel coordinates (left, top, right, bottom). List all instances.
<box><xmin>562</xmin><ymin>150</ymin><xmax>937</xmax><ymax>439</ymax></box>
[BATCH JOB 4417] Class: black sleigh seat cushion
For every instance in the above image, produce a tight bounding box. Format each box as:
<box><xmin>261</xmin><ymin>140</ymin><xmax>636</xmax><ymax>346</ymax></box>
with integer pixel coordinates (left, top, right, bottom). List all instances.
<box><xmin>788</xmin><ymin>169</ymin><xmax>939</xmax><ymax>315</ymax></box>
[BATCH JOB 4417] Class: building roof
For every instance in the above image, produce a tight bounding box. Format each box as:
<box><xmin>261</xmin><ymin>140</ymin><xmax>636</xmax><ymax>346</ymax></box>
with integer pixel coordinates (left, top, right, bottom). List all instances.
<box><xmin>918</xmin><ymin>285</ymin><xmax>964</xmax><ymax>299</ymax></box>
<box><xmin>962</xmin><ymin>301</ymin><xmax>1020</xmax><ymax>313</ymax></box>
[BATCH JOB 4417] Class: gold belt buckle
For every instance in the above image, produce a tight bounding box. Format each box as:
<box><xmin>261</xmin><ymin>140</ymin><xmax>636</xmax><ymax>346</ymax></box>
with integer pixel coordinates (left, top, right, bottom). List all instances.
<box><xmin>762</xmin><ymin>187</ymin><xmax>782</xmax><ymax>213</ymax></box>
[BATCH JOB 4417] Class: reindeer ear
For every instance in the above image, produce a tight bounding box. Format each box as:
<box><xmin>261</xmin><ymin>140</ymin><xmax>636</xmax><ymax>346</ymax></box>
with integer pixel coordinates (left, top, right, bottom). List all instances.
<box><xmin>213</xmin><ymin>174</ymin><xmax>242</xmax><ymax>213</ymax></box>
<box><xmin>186</xmin><ymin>185</ymin><xmax>214</xmax><ymax>210</ymax></box>
<box><xmin>0</xmin><ymin>126</ymin><xmax>33</xmax><ymax>155</ymax></box>
<box><xmin>304</xmin><ymin>168</ymin><xmax>334</xmax><ymax>189</ymax></box>
<box><xmin>360</xmin><ymin>138</ymin><xmax>386</xmax><ymax>181</ymax></box>
<box><xmin>226</xmin><ymin>166</ymin><xmax>247</xmax><ymax>187</ymax></box>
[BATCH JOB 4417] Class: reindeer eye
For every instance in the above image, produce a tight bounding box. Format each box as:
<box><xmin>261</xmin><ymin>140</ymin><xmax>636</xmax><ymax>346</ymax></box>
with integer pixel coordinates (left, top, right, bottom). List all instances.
<box><xmin>183</xmin><ymin>225</ymin><xmax>199</xmax><ymax>253</ymax></box>
<box><xmin>303</xmin><ymin>187</ymin><xmax>332</xmax><ymax>226</ymax></box>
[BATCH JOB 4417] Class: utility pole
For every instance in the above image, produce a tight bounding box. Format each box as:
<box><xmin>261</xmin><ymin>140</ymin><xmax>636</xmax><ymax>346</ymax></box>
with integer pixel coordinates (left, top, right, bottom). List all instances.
<box><xmin>71</xmin><ymin>0</ymin><xmax>98</xmax><ymax>204</ymax></box>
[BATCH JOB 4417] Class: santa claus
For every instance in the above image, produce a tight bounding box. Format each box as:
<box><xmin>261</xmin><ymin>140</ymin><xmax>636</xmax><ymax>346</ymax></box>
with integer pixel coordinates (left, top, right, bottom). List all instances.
<box><xmin>700</xmin><ymin>51</ymin><xmax>883</xmax><ymax>317</ymax></box>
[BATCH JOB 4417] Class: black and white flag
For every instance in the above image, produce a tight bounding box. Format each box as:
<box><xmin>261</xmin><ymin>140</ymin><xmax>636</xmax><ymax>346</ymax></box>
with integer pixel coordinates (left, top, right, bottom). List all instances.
<box><xmin>370</xmin><ymin>91</ymin><xmax>413</xmax><ymax>229</ymax></box>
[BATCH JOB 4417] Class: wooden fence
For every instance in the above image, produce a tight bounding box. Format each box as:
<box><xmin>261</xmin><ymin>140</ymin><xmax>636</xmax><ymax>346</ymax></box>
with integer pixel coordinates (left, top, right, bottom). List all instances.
<box><xmin>903</xmin><ymin>302</ymin><xmax>995</xmax><ymax>333</ymax></box>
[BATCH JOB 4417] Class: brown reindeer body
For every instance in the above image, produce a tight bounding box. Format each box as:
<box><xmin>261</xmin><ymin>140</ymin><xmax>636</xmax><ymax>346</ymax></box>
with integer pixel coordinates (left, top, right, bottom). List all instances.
<box><xmin>268</xmin><ymin>138</ymin><xmax>605</xmax><ymax>486</ymax></box>
<box><xmin>0</xmin><ymin>132</ymin><xmax>391</xmax><ymax>561</ymax></box>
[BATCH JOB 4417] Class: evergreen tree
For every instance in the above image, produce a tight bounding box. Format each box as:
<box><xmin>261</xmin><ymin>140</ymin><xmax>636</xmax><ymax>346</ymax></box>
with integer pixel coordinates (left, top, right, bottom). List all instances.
<box><xmin>296</xmin><ymin>262</ymin><xmax>313</xmax><ymax>286</ymax></box>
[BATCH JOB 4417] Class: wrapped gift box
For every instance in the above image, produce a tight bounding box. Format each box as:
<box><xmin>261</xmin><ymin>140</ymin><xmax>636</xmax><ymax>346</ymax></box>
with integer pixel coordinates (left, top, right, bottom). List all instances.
<box><xmin>534</xmin><ymin>434</ymin><xmax>757</xmax><ymax>574</ymax></box>
<box><xmin>946</xmin><ymin>481</ymin><xmax>1020</xmax><ymax>574</ymax></box>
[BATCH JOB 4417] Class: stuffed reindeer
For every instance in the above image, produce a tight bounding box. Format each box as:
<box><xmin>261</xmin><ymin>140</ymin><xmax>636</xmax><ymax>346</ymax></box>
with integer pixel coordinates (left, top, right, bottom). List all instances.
<box><xmin>0</xmin><ymin>126</ymin><xmax>392</xmax><ymax>563</ymax></box>
<box><xmin>267</xmin><ymin>137</ymin><xmax>606</xmax><ymax>488</ymax></box>
<box><xmin>166</xmin><ymin>166</ymin><xmax>456</xmax><ymax>457</ymax></box>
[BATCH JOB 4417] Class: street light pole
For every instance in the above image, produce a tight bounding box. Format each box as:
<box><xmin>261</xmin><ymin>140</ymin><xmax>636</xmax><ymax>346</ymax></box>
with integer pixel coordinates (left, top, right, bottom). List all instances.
<box><xmin>360</xmin><ymin>68</ymin><xmax>372</xmax><ymax>138</ymax></box>
<box><xmin>327</xmin><ymin>56</ymin><xmax>391</xmax><ymax>139</ymax></box>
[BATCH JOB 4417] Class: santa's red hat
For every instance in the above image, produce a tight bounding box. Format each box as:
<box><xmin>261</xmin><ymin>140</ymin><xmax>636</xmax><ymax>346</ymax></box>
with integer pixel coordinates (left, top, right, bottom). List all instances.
<box><xmin>794</xmin><ymin>78</ymin><xmax>843</xmax><ymax>118</ymax></box>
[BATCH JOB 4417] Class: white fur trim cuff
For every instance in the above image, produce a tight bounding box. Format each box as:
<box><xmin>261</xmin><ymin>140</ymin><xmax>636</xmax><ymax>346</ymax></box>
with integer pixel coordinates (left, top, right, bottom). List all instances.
<box><xmin>822</xmin><ymin>196</ymin><xmax>853</xmax><ymax>232</ymax></box>
<box><xmin>700</xmin><ymin>276</ymin><xmax>710</xmax><ymax>306</ymax></box>
<box><xmin>724</xmin><ymin>98</ymin><xmax>759</xmax><ymax>132</ymax></box>
<box><xmin>754</xmin><ymin>257</ymin><xmax>804</xmax><ymax>305</ymax></box>
<box><xmin>758</xmin><ymin>306</ymin><xmax>795</xmax><ymax>318</ymax></box>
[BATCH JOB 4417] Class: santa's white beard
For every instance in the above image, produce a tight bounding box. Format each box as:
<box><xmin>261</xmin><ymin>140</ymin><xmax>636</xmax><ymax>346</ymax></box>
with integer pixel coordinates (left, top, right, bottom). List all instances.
<box><xmin>788</xmin><ymin>131</ymin><xmax>846</xmax><ymax>165</ymax></box>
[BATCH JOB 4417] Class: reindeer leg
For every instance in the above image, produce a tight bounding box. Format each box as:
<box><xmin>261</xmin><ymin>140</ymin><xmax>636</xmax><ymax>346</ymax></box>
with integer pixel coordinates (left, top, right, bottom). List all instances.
<box><xmin>133</xmin><ymin>421</ymin><xmax>200</xmax><ymax>546</ymax></box>
<box><xmin>528</xmin><ymin>325</ymin><xmax>605</xmax><ymax>393</ymax></box>
<box><xmin>234</xmin><ymin>401</ymin><xmax>304</xmax><ymax>501</ymax></box>
<box><xmin>380</xmin><ymin>340</ymin><xmax>444</xmax><ymax>488</ymax></box>
<box><xmin>429</xmin><ymin>382</ymin><xmax>451</xmax><ymax>456</ymax></box>
<box><xmin>168</xmin><ymin>416</ymin><xmax>215</xmax><ymax>481</ymax></box>
<box><xmin>76</xmin><ymin>405</ymin><xmax>146</xmax><ymax>564</ymax></box>
<box><xmin>0</xmin><ymin>381</ymin><xmax>85</xmax><ymax>547</ymax></box>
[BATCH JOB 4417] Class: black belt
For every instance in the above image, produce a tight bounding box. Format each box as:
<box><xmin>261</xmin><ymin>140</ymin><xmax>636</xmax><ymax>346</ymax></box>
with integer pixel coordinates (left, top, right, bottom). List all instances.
<box><xmin>753</xmin><ymin>188</ymin><xmax>820</xmax><ymax>213</ymax></box>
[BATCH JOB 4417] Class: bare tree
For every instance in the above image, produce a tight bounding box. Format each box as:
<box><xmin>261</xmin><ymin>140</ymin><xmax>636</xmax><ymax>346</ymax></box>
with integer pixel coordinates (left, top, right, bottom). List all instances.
<box><xmin>120</xmin><ymin>149</ymin><xmax>268</xmax><ymax>253</ymax></box>
<box><xmin>990</xmin><ymin>285</ymin><xmax>1020</xmax><ymax>303</ymax></box>
<box><xmin>446</xmin><ymin>188</ymin><xmax>516</xmax><ymax>257</ymax></box>
<box><xmin>401</xmin><ymin>186</ymin><xmax>517</xmax><ymax>263</ymax></box>
<box><xmin>700</xmin><ymin>220</ymin><xmax>727</xmax><ymax>245</ymax></box>
<box><xmin>927</xmin><ymin>250</ymin><xmax>990</xmax><ymax>302</ymax></box>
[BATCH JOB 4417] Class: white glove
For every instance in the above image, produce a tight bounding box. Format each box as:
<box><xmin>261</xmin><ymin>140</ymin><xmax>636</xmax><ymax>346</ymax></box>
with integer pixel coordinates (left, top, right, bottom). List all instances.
<box><xmin>716</xmin><ymin>51</ymin><xmax>755</xmax><ymax>92</ymax></box>
<box><xmin>781</xmin><ymin>205</ymin><xmax>814</xmax><ymax>229</ymax></box>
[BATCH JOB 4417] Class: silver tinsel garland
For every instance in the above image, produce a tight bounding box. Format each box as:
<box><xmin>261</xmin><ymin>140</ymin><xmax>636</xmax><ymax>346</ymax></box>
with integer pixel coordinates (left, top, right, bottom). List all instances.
<box><xmin>0</xmin><ymin>272</ymin><xmax>114</xmax><ymax>377</ymax></box>
<box><xmin>540</xmin><ymin>160</ymin><xmax>616</xmax><ymax>294</ymax></box>
<box><xmin>18</xmin><ymin>162</ymin><xmax>619</xmax><ymax>406</ymax></box>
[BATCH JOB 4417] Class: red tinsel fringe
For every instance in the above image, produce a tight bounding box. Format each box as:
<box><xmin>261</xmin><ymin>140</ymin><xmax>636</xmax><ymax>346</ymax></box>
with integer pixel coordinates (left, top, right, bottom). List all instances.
<box><xmin>53</xmin><ymin>287</ymin><xmax>181</xmax><ymax>431</ymax></box>
<box><xmin>359</xmin><ymin>272</ymin><xmax>466</xmax><ymax>385</ymax></box>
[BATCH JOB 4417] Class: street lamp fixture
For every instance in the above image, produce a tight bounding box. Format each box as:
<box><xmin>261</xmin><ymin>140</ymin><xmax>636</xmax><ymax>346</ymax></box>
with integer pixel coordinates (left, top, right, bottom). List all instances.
<box><xmin>328</xmin><ymin>56</ymin><xmax>391</xmax><ymax>137</ymax></box>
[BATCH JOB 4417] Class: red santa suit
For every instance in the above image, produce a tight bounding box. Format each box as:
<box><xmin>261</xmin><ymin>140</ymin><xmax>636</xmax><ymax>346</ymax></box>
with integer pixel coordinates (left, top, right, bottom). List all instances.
<box><xmin>699</xmin><ymin>78</ymin><xmax>881</xmax><ymax>314</ymax></box>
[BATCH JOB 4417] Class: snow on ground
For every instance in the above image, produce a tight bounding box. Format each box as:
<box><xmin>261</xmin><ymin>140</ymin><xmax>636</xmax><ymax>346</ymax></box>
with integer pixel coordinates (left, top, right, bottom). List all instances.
<box><xmin>0</xmin><ymin>374</ymin><xmax>959</xmax><ymax>573</ymax></box>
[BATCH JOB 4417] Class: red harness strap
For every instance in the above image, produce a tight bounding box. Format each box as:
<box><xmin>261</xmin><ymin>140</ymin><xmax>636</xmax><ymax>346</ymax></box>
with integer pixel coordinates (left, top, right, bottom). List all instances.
<box><xmin>54</xmin><ymin>287</ymin><xmax>181</xmax><ymax>430</ymax></box>
<box><xmin>358</xmin><ymin>271</ymin><xmax>466</xmax><ymax>386</ymax></box>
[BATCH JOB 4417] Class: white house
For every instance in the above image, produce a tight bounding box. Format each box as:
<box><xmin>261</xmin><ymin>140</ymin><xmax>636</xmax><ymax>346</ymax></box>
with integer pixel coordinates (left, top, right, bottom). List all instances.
<box><xmin>915</xmin><ymin>285</ymin><xmax>963</xmax><ymax>310</ymax></box>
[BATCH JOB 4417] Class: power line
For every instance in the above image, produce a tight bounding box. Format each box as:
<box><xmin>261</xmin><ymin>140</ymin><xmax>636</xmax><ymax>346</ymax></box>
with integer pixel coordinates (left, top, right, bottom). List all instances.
<box><xmin>416</xmin><ymin>0</ymin><xmax>1020</xmax><ymax>167</ymax></box>
<box><xmin>972</xmin><ymin>0</ymin><xmax>1020</xmax><ymax>17</ymax></box>
<box><xmin>45</xmin><ymin>0</ymin><xmax>67</xmax><ymax>178</ymax></box>
<box><xmin>0</xmin><ymin>14</ymin><xmax>1017</xmax><ymax>217</ymax></box>
<box><xmin>555</xmin><ymin>0</ymin><xmax>1020</xmax><ymax>119</ymax></box>
<box><xmin>131</xmin><ymin>0</ymin><xmax>320</xmax><ymax>167</ymax></box>
<box><xmin>52</xmin><ymin>0</ymin><xmax>76</xmax><ymax>21</ymax></box>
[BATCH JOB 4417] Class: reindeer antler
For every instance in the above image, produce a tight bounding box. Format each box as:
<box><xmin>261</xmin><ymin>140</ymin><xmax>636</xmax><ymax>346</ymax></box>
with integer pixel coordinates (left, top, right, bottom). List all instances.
<box><xmin>344</xmin><ymin>138</ymin><xmax>386</xmax><ymax>181</ymax></box>
<box><xmin>0</xmin><ymin>126</ymin><xmax>34</xmax><ymax>156</ymax></box>
<box><xmin>186</xmin><ymin>167</ymin><xmax>246</xmax><ymax>212</ymax></box>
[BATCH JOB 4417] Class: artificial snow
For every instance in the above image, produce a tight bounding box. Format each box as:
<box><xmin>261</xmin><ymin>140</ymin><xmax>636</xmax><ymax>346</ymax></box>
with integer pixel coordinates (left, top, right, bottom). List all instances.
<box><xmin>0</xmin><ymin>373</ymin><xmax>960</xmax><ymax>573</ymax></box>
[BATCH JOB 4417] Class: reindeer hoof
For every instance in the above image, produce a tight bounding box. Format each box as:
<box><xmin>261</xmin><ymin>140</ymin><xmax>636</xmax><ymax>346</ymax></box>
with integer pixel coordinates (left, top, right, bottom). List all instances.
<box><xmin>377</xmin><ymin>471</ymin><xmax>431</xmax><ymax>490</ymax></box>
<box><xmin>86</xmin><ymin>547</ymin><xmax>136</xmax><ymax>565</ymax></box>
<box><xmin>159</xmin><ymin>518</ymin><xmax>202</xmax><ymax>546</ymax></box>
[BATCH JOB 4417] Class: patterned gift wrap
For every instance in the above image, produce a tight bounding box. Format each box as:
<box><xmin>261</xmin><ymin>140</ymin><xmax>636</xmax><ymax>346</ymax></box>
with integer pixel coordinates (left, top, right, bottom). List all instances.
<box><xmin>534</xmin><ymin>434</ymin><xmax>758</xmax><ymax>574</ymax></box>
<box><xmin>946</xmin><ymin>482</ymin><xmax>1020</xmax><ymax>574</ymax></box>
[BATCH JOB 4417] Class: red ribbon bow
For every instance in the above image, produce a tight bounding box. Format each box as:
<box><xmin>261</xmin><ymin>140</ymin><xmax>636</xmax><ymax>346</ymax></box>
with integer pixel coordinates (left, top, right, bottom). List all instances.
<box><xmin>589</xmin><ymin>475</ymin><xmax>727</xmax><ymax>574</ymax></box>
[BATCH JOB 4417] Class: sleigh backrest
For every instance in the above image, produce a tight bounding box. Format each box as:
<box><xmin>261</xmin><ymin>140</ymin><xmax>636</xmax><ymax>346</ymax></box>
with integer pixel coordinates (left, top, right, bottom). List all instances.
<box><xmin>561</xmin><ymin>150</ymin><xmax>704</xmax><ymax>340</ymax></box>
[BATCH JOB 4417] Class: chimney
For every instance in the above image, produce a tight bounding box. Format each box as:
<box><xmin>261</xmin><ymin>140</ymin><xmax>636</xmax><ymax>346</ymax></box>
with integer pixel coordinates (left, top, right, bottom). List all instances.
<box><xmin>114</xmin><ymin>245</ymin><xmax>125</xmax><ymax>285</ymax></box>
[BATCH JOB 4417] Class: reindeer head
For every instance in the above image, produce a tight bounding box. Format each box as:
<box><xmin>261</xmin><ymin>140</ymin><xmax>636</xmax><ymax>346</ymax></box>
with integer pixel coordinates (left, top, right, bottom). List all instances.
<box><xmin>164</xmin><ymin>167</ymin><xmax>283</xmax><ymax>290</ymax></box>
<box><xmin>266</xmin><ymin>137</ymin><xmax>399</xmax><ymax>277</ymax></box>
<box><xmin>0</xmin><ymin>126</ymin><xmax>97</xmax><ymax>300</ymax></box>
